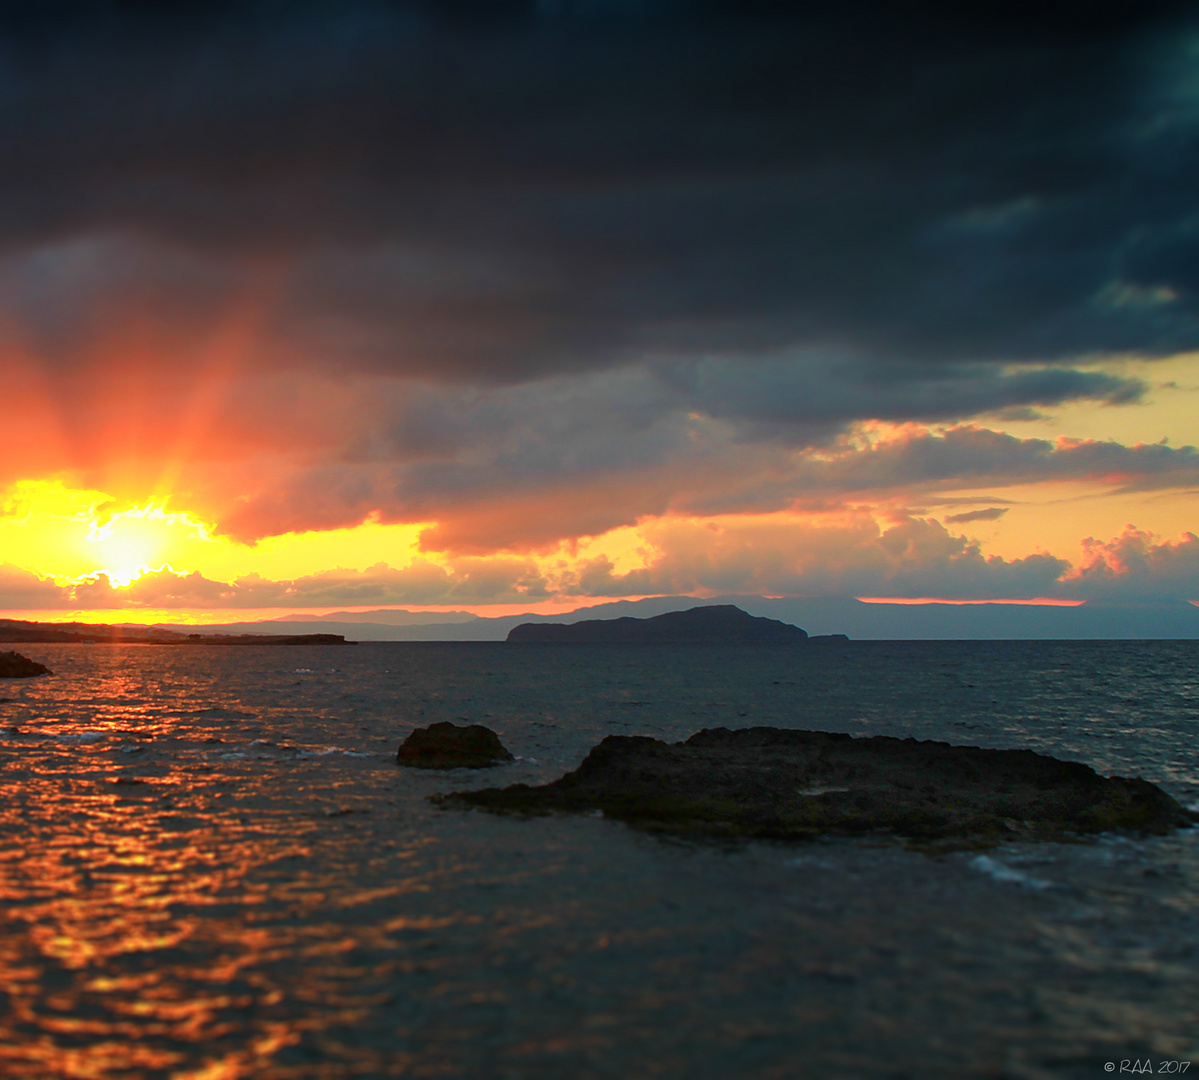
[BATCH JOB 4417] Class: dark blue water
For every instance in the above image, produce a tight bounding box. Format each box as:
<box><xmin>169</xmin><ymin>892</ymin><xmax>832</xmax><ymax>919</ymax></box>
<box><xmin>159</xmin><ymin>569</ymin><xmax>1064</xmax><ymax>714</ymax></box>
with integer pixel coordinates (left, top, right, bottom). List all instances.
<box><xmin>0</xmin><ymin>641</ymin><xmax>1196</xmax><ymax>1078</ymax></box>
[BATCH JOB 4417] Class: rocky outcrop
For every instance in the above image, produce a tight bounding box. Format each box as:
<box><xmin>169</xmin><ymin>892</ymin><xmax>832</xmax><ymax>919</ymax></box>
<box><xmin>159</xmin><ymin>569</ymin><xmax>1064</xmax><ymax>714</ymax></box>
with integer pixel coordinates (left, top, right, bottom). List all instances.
<box><xmin>396</xmin><ymin>722</ymin><xmax>514</xmax><ymax>769</ymax></box>
<box><xmin>437</xmin><ymin>726</ymin><xmax>1195</xmax><ymax>845</ymax></box>
<box><xmin>0</xmin><ymin>651</ymin><xmax>51</xmax><ymax>678</ymax></box>
<box><xmin>506</xmin><ymin>605</ymin><xmax>811</xmax><ymax>644</ymax></box>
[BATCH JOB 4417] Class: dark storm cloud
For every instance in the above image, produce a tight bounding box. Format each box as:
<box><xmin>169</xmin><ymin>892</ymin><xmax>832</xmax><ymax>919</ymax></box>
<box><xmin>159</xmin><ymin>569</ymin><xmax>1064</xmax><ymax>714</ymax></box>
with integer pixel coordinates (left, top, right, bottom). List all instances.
<box><xmin>662</xmin><ymin>355</ymin><xmax>1144</xmax><ymax>442</ymax></box>
<box><xmin>1</xmin><ymin>0</ymin><xmax>1197</xmax><ymax>399</ymax></box>
<box><xmin>212</xmin><ymin>366</ymin><xmax>1199</xmax><ymax>546</ymax></box>
<box><xmin>798</xmin><ymin>426</ymin><xmax>1199</xmax><ymax>496</ymax></box>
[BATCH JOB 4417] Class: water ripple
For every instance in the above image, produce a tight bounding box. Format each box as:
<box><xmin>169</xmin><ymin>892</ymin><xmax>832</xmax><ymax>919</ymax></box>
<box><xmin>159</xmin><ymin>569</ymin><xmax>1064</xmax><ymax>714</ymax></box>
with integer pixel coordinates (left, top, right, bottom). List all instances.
<box><xmin>0</xmin><ymin>641</ymin><xmax>1195</xmax><ymax>1077</ymax></box>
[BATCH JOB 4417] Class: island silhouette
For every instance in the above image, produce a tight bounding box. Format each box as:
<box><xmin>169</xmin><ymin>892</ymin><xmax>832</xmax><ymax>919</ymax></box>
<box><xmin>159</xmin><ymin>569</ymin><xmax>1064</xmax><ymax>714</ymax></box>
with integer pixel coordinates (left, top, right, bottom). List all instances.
<box><xmin>506</xmin><ymin>604</ymin><xmax>844</xmax><ymax>644</ymax></box>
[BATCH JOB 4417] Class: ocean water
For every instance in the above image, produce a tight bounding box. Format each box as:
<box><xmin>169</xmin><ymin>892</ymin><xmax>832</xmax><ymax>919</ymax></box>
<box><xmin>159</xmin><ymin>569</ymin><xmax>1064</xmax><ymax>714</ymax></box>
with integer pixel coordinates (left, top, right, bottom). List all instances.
<box><xmin>0</xmin><ymin>640</ymin><xmax>1196</xmax><ymax>1079</ymax></box>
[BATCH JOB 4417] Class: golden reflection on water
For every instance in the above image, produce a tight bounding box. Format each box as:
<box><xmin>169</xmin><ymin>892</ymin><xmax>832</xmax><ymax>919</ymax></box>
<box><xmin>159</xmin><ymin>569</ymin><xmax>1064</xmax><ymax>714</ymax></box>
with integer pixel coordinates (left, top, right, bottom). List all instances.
<box><xmin>0</xmin><ymin>670</ymin><xmax>463</xmax><ymax>1080</ymax></box>
<box><xmin>0</xmin><ymin>676</ymin><xmax>400</xmax><ymax>1080</ymax></box>
<box><xmin>0</xmin><ymin>796</ymin><xmax>396</xmax><ymax>1078</ymax></box>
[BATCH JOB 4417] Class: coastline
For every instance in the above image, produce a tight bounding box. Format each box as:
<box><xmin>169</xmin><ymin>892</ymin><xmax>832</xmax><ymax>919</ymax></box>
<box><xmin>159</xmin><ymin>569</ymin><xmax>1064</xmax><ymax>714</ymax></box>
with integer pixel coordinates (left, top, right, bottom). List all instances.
<box><xmin>0</xmin><ymin>618</ymin><xmax>352</xmax><ymax>646</ymax></box>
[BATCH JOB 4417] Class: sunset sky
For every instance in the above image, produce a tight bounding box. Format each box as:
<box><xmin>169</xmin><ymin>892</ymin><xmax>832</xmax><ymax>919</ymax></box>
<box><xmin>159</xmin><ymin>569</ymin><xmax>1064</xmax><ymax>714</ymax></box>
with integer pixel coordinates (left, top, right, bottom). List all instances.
<box><xmin>2</xmin><ymin>0</ymin><xmax>1198</xmax><ymax>624</ymax></box>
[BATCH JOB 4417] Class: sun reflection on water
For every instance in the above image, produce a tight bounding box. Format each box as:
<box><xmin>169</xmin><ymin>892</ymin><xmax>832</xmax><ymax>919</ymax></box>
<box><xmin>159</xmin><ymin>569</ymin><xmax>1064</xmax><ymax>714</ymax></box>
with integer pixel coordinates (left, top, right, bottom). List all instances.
<box><xmin>0</xmin><ymin>648</ymin><xmax>387</xmax><ymax>1078</ymax></box>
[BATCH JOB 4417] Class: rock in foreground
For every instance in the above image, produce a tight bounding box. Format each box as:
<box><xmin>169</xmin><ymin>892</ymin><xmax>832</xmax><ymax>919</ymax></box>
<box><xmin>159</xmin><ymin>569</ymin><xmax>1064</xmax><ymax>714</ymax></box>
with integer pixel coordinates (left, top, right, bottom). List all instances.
<box><xmin>396</xmin><ymin>722</ymin><xmax>514</xmax><ymax>769</ymax></box>
<box><xmin>437</xmin><ymin>727</ymin><xmax>1195</xmax><ymax>845</ymax></box>
<box><xmin>506</xmin><ymin>605</ymin><xmax>810</xmax><ymax>644</ymax></box>
<box><xmin>0</xmin><ymin>651</ymin><xmax>51</xmax><ymax>678</ymax></box>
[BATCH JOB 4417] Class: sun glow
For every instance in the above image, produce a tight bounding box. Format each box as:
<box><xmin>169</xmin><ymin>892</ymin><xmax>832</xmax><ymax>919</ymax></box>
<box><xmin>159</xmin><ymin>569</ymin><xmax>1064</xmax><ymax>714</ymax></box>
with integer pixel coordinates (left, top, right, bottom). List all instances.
<box><xmin>0</xmin><ymin>480</ymin><xmax>218</xmax><ymax>587</ymax></box>
<box><xmin>0</xmin><ymin>478</ymin><xmax>432</xmax><ymax>594</ymax></box>
<box><xmin>86</xmin><ymin>506</ymin><xmax>207</xmax><ymax>587</ymax></box>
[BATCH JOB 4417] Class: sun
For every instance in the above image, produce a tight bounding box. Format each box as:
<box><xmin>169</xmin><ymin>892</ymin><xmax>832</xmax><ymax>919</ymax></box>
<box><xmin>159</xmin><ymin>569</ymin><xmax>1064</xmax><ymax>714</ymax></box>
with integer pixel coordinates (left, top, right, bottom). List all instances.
<box><xmin>87</xmin><ymin>507</ymin><xmax>186</xmax><ymax>587</ymax></box>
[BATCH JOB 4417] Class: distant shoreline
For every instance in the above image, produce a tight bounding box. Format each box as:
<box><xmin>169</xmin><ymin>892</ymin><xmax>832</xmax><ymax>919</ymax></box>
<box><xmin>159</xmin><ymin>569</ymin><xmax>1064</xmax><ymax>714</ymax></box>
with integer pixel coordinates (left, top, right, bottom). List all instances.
<box><xmin>0</xmin><ymin>619</ymin><xmax>352</xmax><ymax>646</ymax></box>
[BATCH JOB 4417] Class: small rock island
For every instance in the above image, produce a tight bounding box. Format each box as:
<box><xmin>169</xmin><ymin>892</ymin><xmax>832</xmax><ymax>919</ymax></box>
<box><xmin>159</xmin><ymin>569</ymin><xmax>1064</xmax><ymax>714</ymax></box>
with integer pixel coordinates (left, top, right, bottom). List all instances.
<box><xmin>396</xmin><ymin>722</ymin><xmax>515</xmax><ymax>769</ymax></box>
<box><xmin>0</xmin><ymin>651</ymin><xmax>51</xmax><ymax>678</ymax></box>
<box><xmin>506</xmin><ymin>604</ymin><xmax>815</xmax><ymax>644</ymax></box>
<box><xmin>437</xmin><ymin>727</ymin><xmax>1195</xmax><ymax>846</ymax></box>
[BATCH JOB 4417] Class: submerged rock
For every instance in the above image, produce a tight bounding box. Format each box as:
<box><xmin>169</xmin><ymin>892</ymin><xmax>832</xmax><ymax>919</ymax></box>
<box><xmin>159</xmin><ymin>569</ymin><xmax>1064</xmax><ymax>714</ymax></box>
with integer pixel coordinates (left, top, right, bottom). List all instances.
<box><xmin>506</xmin><ymin>604</ymin><xmax>811</xmax><ymax>644</ymax></box>
<box><xmin>436</xmin><ymin>727</ymin><xmax>1196</xmax><ymax>845</ymax></box>
<box><xmin>0</xmin><ymin>651</ymin><xmax>51</xmax><ymax>678</ymax></box>
<box><xmin>396</xmin><ymin>722</ymin><xmax>514</xmax><ymax>769</ymax></box>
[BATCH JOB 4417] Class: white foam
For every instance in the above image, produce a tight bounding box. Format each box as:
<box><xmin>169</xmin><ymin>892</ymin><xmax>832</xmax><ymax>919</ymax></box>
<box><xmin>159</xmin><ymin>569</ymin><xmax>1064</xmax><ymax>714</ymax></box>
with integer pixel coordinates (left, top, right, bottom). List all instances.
<box><xmin>57</xmin><ymin>731</ymin><xmax>106</xmax><ymax>744</ymax></box>
<box><xmin>290</xmin><ymin>746</ymin><xmax>374</xmax><ymax>758</ymax></box>
<box><xmin>969</xmin><ymin>854</ymin><xmax>1054</xmax><ymax>891</ymax></box>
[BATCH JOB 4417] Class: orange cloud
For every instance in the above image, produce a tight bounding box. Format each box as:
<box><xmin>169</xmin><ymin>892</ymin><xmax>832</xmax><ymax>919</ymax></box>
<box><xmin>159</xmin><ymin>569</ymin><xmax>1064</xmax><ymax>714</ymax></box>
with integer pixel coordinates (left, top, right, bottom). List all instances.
<box><xmin>6</xmin><ymin>510</ymin><xmax>1199</xmax><ymax>618</ymax></box>
<box><xmin>1064</xmin><ymin>526</ymin><xmax>1199</xmax><ymax>599</ymax></box>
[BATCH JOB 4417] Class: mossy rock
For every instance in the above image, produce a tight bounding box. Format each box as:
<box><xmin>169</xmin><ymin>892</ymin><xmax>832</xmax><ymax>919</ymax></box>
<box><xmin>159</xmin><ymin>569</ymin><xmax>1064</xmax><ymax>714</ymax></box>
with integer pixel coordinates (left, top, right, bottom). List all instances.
<box><xmin>396</xmin><ymin>722</ymin><xmax>514</xmax><ymax>769</ymax></box>
<box><xmin>435</xmin><ymin>727</ymin><xmax>1196</xmax><ymax>846</ymax></box>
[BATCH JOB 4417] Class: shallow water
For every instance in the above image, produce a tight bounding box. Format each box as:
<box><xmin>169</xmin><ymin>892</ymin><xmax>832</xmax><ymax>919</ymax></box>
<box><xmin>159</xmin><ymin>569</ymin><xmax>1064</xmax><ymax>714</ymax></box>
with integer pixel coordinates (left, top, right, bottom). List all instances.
<box><xmin>0</xmin><ymin>640</ymin><xmax>1196</xmax><ymax>1078</ymax></box>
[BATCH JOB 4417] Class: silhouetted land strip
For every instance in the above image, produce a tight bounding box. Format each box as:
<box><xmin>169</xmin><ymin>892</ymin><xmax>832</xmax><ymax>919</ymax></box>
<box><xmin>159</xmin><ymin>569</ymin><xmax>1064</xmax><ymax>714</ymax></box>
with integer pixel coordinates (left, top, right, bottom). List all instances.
<box><xmin>439</xmin><ymin>727</ymin><xmax>1196</xmax><ymax>846</ymax></box>
<box><xmin>396</xmin><ymin>722</ymin><xmax>515</xmax><ymax>769</ymax></box>
<box><xmin>0</xmin><ymin>651</ymin><xmax>51</xmax><ymax>678</ymax></box>
<box><xmin>506</xmin><ymin>604</ymin><xmax>829</xmax><ymax>644</ymax></box>
<box><xmin>0</xmin><ymin>619</ymin><xmax>352</xmax><ymax>646</ymax></box>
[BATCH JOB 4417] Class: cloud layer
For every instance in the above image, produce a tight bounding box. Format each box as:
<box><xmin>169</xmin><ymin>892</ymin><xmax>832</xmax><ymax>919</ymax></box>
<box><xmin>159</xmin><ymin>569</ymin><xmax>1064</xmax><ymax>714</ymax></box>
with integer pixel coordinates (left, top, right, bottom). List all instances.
<box><xmin>5</xmin><ymin>5</ymin><xmax>1199</xmax><ymax>382</ymax></box>
<box><xmin>1</xmin><ymin>1</ymin><xmax>1197</xmax><ymax>584</ymax></box>
<box><xmin>3</xmin><ymin>1</ymin><xmax>1197</xmax><ymax>382</ymax></box>
<box><xmin>6</xmin><ymin>516</ymin><xmax>1199</xmax><ymax>610</ymax></box>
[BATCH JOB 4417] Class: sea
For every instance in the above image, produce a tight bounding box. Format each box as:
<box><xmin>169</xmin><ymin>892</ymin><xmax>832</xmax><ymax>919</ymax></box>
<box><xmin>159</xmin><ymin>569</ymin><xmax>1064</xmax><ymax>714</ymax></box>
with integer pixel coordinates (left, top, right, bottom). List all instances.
<box><xmin>0</xmin><ymin>640</ymin><xmax>1196</xmax><ymax>1079</ymax></box>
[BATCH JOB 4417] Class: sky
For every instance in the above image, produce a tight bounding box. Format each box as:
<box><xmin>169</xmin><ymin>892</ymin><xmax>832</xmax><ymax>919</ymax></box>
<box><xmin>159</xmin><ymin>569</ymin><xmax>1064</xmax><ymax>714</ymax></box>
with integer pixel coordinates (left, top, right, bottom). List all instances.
<box><xmin>1</xmin><ymin>0</ymin><xmax>1199</xmax><ymax>624</ymax></box>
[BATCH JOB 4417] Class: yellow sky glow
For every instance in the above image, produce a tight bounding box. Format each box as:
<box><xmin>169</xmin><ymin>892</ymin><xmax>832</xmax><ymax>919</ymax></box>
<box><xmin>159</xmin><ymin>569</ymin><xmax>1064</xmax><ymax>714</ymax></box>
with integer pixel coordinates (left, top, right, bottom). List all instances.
<box><xmin>0</xmin><ymin>479</ymin><xmax>659</xmax><ymax>618</ymax></box>
<box><xmin>0</xmin><ymin>479</ymin><xmax>430</xmax><ymax>586</ymax></box>
<box><xmin>2</xmin><ymin>351</ymin><xmax>1197</xmax><ymax>620</ymax></box>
